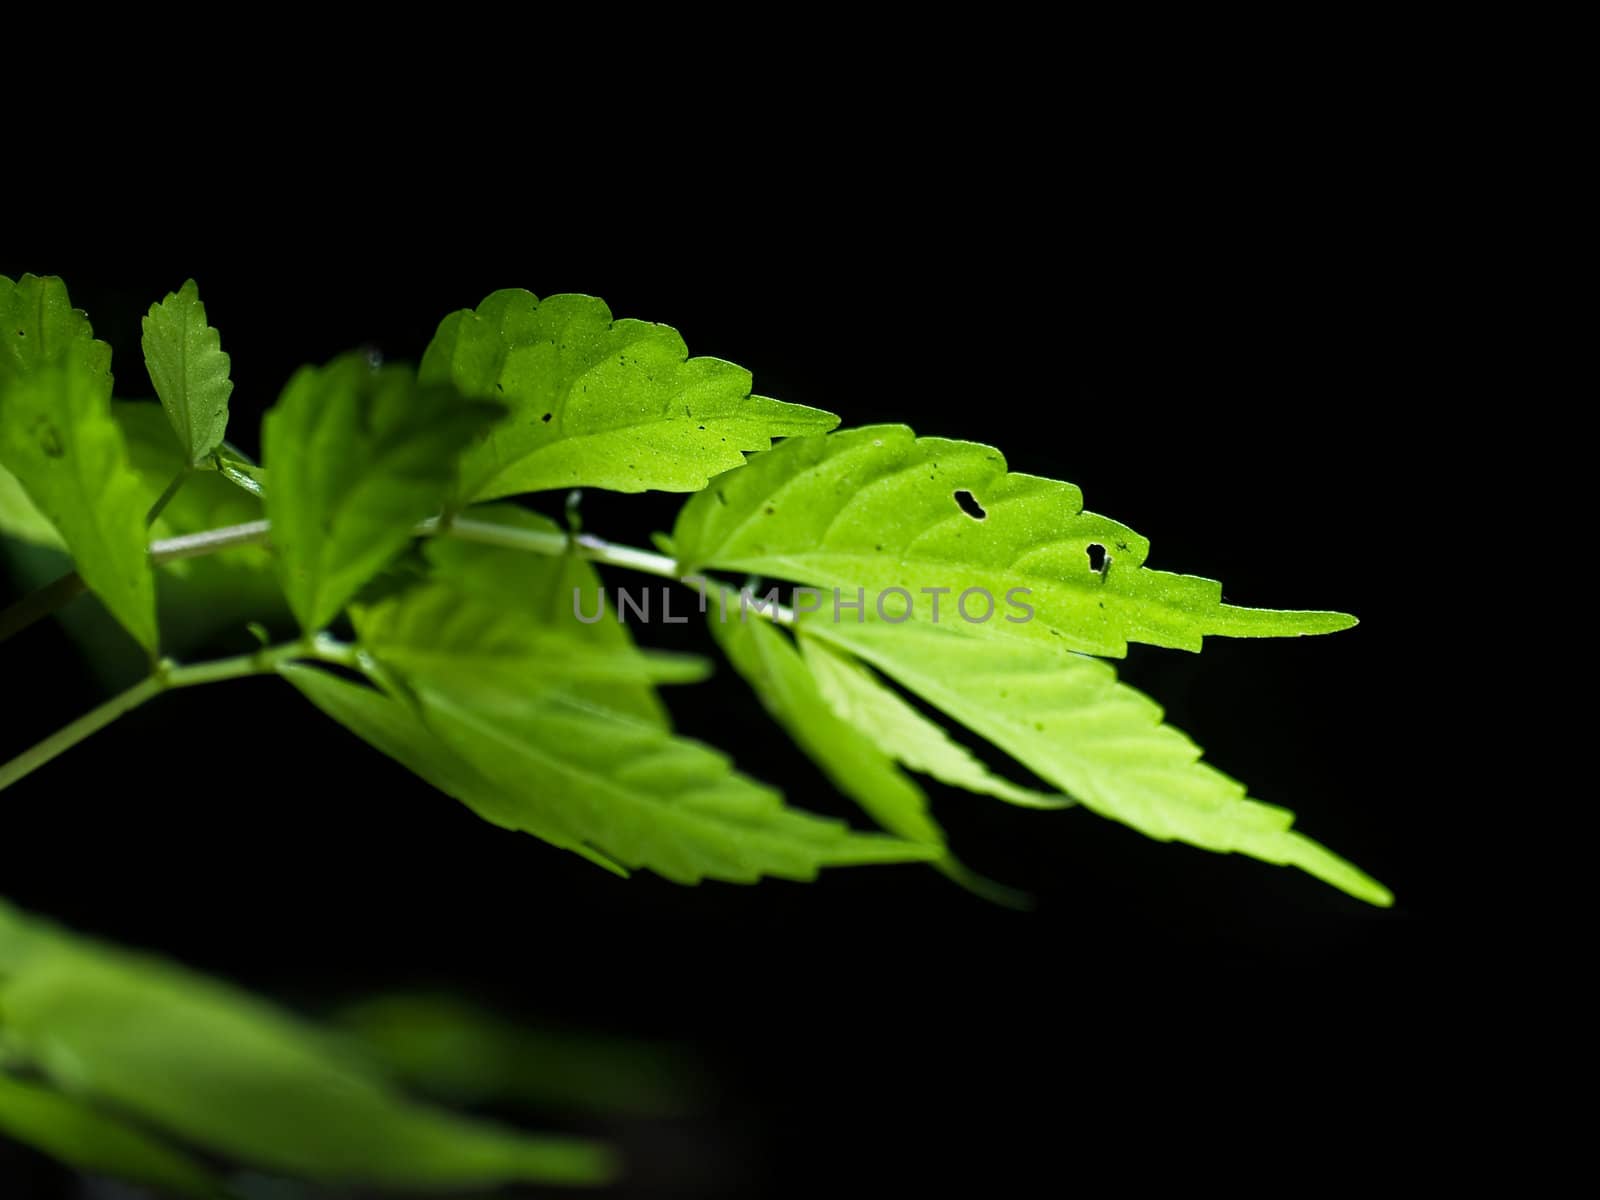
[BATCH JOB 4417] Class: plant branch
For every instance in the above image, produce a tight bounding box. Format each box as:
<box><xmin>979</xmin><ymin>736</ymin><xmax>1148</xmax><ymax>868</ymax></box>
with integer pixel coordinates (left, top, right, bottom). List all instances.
<box><xmin>0</xmin><ymin>636</ymin><xmax>357</xmax><ymax>793</ymax></box>
<box><xmin>0</xmin><ymin>570</ymin><xmax>89</xmax><ymax>643</ymax></box>
<box><xmin>2</xmin><ymin>511</ymin><xmax>789</xmax><ymax>650</ymax></box>
<box><xmin>144</xmin><ymin>467</ymin><xmax>193</xmax><ymax>526</ymax></box>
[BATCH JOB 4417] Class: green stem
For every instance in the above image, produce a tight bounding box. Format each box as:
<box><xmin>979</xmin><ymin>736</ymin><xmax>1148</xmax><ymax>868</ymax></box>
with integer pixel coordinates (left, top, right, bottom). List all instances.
<box><xmin>144</xmin><ymin>467</ymin><xmax>193</xmax><ymax>526</ymax></box>
<box><xmin>150</xmin><ymin>519</ymin><xmax>271</xmax><ymax>565</ymax></box>
<box><xmin>0</xmin><ymin>637</ymin><xmax>357</xmax><ymax>793</ymax></box>
<box><xmin>2</xmin><ymin>509</ymin><xmax>784</xmax><ymax>650</ymax></box>
<box><xmin>0</xmin><ymin>570</ymin><xmax>89</xmax><ymax>644</ymax></box>
<box><xmin>0</xmin><ymin>675</ymin><xmax>165</xmax><ymax>793</ymax></box>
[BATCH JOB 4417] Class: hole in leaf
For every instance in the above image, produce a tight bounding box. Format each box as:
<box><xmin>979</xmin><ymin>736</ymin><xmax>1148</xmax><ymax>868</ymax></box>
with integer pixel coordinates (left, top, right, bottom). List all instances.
<box><xmin>1086</xmin><ymin>543</ymin><xmax>1107</xmax><ymax>573</ymax></box>
<box><xmin>954</xmin><ymin>490</ymin><xmax>986</xmax><ymax>520</ymax></box>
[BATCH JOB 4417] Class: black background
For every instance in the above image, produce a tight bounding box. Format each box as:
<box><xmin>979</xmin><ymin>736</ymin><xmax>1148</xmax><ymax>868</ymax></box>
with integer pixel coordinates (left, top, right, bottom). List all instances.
<box><xmin>3</xmin><ymin>155</ymin><xmax>1455</xmax><ymax>1195</ymax></box>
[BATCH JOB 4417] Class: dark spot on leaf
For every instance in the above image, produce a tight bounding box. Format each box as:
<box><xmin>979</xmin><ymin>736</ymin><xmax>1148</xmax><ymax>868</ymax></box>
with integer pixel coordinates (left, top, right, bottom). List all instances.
<box><xmin>1034</xmin><ymin>722</ymin><xmax>1045</xmax><ymax>731</ymax></box>
<box><xmin>495</xmin><ymin>383</ymin><xmax>503</xmax><ymax>392</ymax></box>
<box><xmin>541</xmin><ymin>412</ymin><xmax>553</xmax><ymax>423</ymax></box>
<box><xmin>1116</xmin><ymin>540</ymin><xmax>1129</xmax><ymax>552</ymax></box>
<box><xmin>716</xmin><ymin>490</ymin><xmax>728</xmax><ymax>505</ymax></box>
<box><xmin>15</xmin><ymin>329</ymin><xmax>23</xmax><ymax>337</ymax></box>
<box><xmin>1087</xmin><ymin>543</ymin><xmax>1107</xmax><ymax>573</ymax></box>
<box><xmin>35</xmin><ymin>423</ymin><xmax>63</xmax><ymax>458</ymax></box>
<box><xmin>953</xmin><ymin>490</ymin><xmax>986</xmax><ymax>520</ymax></box>
<box><xmin>875</xmin><ymin>544</ymin><xmax>883</xmax><ymax>551</ymax></box>
<box><xmin>698</xmin><ymin>425</ymin><xmax>706</xmax><ymax>431</ymax></box>
<box><xmin>764</xmin><ymin>505</ymin><xmax>775</xmax><ymax>515</ymax></box>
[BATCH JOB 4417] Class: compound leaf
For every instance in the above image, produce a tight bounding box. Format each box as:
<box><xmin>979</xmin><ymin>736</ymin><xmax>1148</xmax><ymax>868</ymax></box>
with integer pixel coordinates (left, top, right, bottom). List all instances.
<box><xmin>261</xmin><ymin>353</ymin><xmax>502</xmax><ymax>632</ymax></box>
<box><xmin>0</xmin><ymin>1073</ymin><xmax>224</xmax><ymax>1200</ymax></box>
<box><xmin>0</xmin><ymin>900</ymin><xmax>613</xmax><ymax>1189</ymax></box>
<box><xmin>806</xmin><ymin>618</ymin><xmax>1391</xmax><ymax>905</ymax></box>
<box><xmin>140</xmin><ymin>279</ymin><xmax>233</xmax><ymax>464</ymax></box>
<box><xmin>673</xmin><ymin>425</ymin><xmax>1355</xmax><ymax>658</ymax></box>
<box><xmin>419</xmin><ymin>289</ymin><xmax>837</xmax><ymax>500</ymax></box>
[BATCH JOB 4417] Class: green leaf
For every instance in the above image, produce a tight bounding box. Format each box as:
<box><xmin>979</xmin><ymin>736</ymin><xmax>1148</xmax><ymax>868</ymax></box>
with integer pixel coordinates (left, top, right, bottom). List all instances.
<box><xmin>213</xmin><ymin>444</ymin><xmax>264</xmax><ymax>496</ymax></box>
<box><xmin>709</xmin><ymin>609</ymin><xmax>1021</xmax><ymax>903</ymax></box>
<box><xmin>408</xmin><ymin>680</ymin><xmax>936</xmax><ymax>885</ymax></box>
<box><xmin>419</xmin><ymin>289</ymin><xmax>838</xmax><ymax>500</ymax></box>
<box><xmin>288</xmin><ymin>660</ymin><xmax>929</xmax><ymax>884</ymax></box>
<box><xmin>0</xmin><ymin>274</ymin><xmax>111</xmax><ymax>383</ymax></box>
<box><xmin>279</xmin><ymin>664</ymin><xmax>629</xmax><ymax>876</ymax></box>
<box><xmin>806</xmin><ymin>618</ymin><xmax>1392</xmax><ymax>905</ymax></box>
<box><xmin>336</xmin><ymin>994</ymin><xmax>705</xmax><ymax>1115</ymax></box>
<box><xmin>0</xmin><ymin>899</ymin><xmax>615</xmax><ymax>1189</ymax></box>
<box><xmin>0</xmin><ymin>363</ymin><xmax>158</xmax><ymax>653</ymax></box>
<box><xmin>711</xmin><ymin>611</ymin><xmax>940</xmax><ymax>845</ymax></box>
<box><xmin>797</xmin><ymin>632</ymin><xmax>1067</xmax><ymax>810</ymax></box>
<box><xmin>0</xmin><ymin>1073</ymin><xmax>225</xmax><ymax>1200</ymax></box>
<box><xmin>0</xmin><ymin>460</ymin><xmax>64</xmax><ymax>548</ymax></box>
<box><xmin>672</xmin><ymin>425</ymin><xmax>1355</xmax><ymax>657</ymax></box>
<box><xmin>140</xmin><ymin>279</ymin><xmax>233</xmax><ymax>465</ymax></box>
<box><xmin>260</xmin><ymin>353</ymin><xmax>503</xmax><ymax>632</ymax></box>
<box><xmin>357</xmin><ymin>507</ymin><xmax>707</xmax><ymax>727</ymax></box>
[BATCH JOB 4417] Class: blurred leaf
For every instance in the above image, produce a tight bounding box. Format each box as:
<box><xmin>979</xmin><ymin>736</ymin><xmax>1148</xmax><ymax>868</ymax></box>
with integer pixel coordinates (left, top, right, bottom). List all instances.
<box><xmin>0</xmin><ymin>1073</ymin><xmax>225</xmax><ymax>1199</ymax></box>
<box><xmin>0</xmin><ymin>899</ymin><xmax>614</xmax><ymax>1189</ymax></box>
<box><xmin>337</xmin><ymin>994</ymin><xmax>706</xmax><ymax>1115</ymax></box>
<box><xmin>0</xmin><ymin>461</ymin><xmax>63</xmax><ymax>549</ymax></box>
